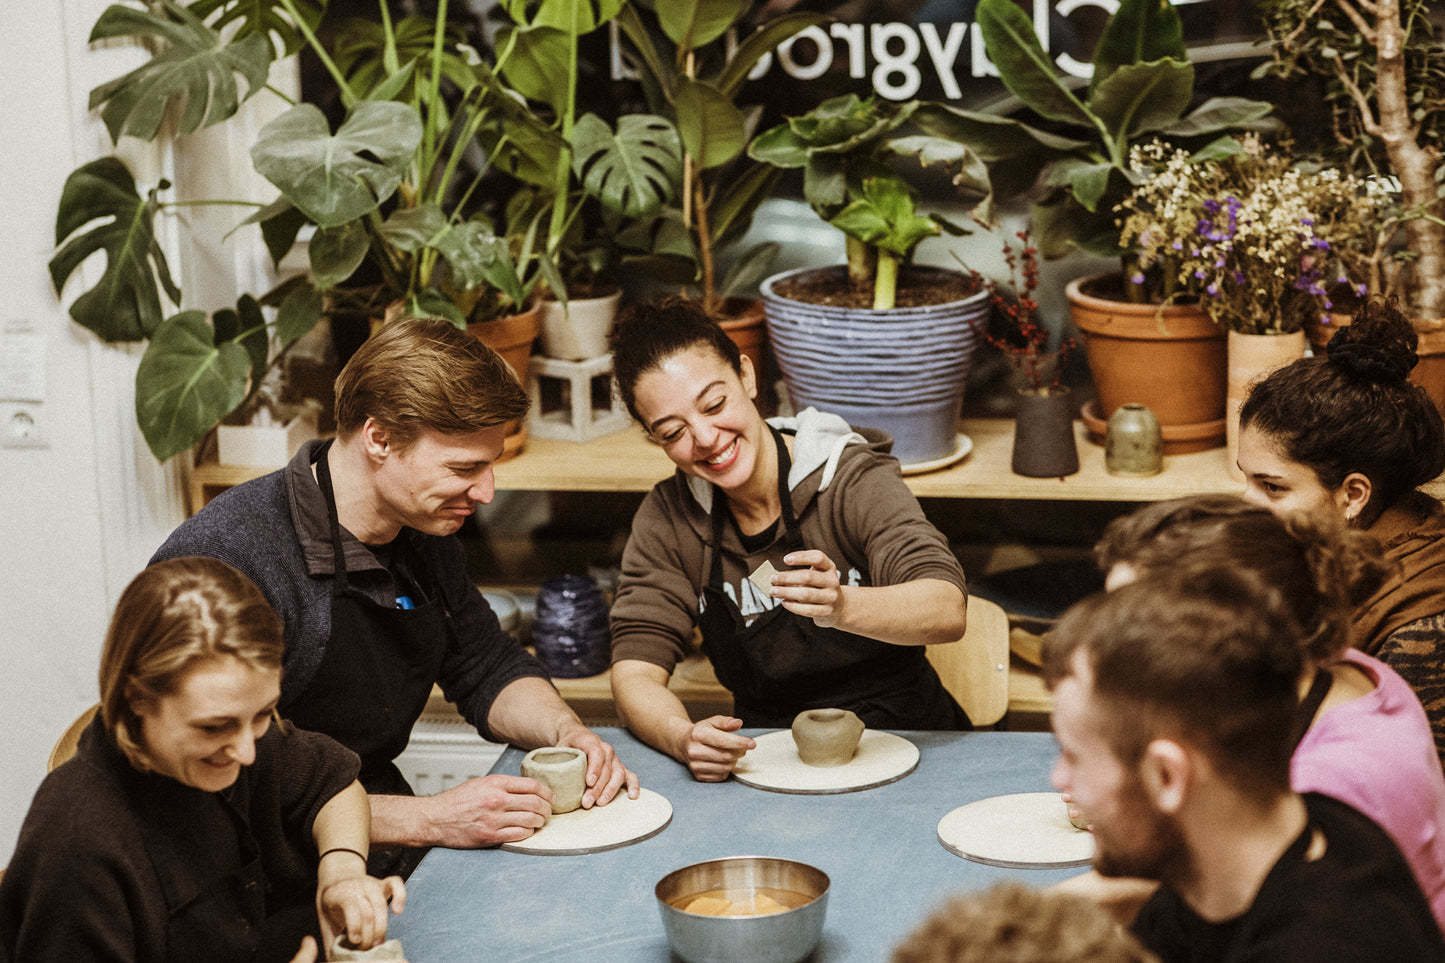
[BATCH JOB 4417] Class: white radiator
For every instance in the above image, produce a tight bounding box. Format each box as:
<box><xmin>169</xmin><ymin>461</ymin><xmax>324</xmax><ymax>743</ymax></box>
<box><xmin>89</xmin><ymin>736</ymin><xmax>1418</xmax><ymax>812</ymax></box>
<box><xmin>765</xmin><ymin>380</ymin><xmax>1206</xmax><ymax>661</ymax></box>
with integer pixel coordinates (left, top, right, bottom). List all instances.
<box><xmin>395</xmin><ymin>716</ymin><xmax>507</xmax><ymax>795</ymax></box>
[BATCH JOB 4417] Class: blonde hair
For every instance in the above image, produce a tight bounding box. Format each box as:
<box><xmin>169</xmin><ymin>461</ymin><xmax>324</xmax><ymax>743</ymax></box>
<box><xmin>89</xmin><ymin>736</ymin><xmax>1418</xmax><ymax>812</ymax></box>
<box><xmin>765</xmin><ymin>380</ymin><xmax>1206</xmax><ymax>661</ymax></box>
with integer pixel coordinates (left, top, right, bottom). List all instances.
<box><xmin>333</xmin><ymin>317</ymin><xmax>530</xmax><ymax>450</ymax></box>
<box><xmin>893</xmin><ymin>882</ymin><xmax>1158</xmax><ymax>963</ymax></box>
<box><xmin>100</xmin><ymin>558</ymin><xmax>284</xmax><ymax>769</ymax></box>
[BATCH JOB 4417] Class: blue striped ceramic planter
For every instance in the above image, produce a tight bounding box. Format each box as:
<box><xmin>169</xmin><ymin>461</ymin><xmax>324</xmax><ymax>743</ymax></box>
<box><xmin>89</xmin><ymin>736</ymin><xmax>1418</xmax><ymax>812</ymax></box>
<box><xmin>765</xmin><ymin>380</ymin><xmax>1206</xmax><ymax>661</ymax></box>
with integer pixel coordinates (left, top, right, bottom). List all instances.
<box><xmin>761</xmin><ymin>266</ymin><xmax>986</xmax><ymax>465</ymax></box>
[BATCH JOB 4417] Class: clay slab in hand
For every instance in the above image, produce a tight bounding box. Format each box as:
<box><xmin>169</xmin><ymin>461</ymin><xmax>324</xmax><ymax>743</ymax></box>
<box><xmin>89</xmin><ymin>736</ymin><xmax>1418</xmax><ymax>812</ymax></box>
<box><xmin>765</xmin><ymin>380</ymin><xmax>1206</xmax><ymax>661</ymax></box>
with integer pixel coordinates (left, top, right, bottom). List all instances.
<box><xmin>748</xmin><ymin>560</ymin><xmax>778</xmax><ymax>595</ymax></box>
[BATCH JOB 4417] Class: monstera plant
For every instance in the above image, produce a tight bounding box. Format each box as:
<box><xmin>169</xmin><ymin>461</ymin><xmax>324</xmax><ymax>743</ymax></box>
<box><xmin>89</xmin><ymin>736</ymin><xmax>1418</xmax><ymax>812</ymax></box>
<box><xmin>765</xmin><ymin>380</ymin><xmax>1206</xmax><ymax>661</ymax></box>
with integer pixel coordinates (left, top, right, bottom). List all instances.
<box><xmin>50</xmin><ymin>0</ymin><xmax>679</xmax><ymax>461</ymax></box>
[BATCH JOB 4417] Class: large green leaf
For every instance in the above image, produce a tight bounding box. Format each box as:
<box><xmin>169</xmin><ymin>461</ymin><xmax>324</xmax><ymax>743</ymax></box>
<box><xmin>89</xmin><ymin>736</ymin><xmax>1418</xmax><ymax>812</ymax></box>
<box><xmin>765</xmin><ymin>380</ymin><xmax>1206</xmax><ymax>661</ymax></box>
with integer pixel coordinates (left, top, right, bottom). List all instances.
<box><xmin>211</xmin><ymin>295</ymin><xmax>268</xmax><ymax>412</ymax></box>
<box><xmin>469</xmin><ymin>60</ymin><xmax>568</xmax><ymax>188</ymax></box>
<box><xmin>975</xmin><ymin>0</ymin><xmax>1092</xmax><ymax>127</ymax></box>
<box><xmin>829</xmin><ymin>176</ymin><xmax>939</xmax><ymax>258</ymax></box>
<box><xmin>1158</xmin><ymin>97</ymin><xmax>1276</xmax><ymax>137</ymax></box>
<box><xmin>88</xmin><ymin>0</ymin><xmax>272</xmax><ymax>143</ymax></box>
<box><xmin>493</xmin><ymin>23</ymin><xmax>571</xmax><ymax>115</ymax></box>
<box><xmin>308</xmin><ymin>221</ymin><xmax>370</xmax><ymax>289</ymax></box>
<box><xmin>1086</xmin><ymin>59</ymin><xmax>1193</xmax><ymax>142</ymax></box>
<box><xmin>49</xmin><ymin>157</ymin><xmax>180</xmax><ymax>342</ymax></box>
<box><xmin>716</xmin><ymin>13</ymin><xmax>828</xmax><ymax>97</ymax></box>
<box><xmin>571</xmin><ymin>113</ymin><xmax>681</xmax><ymax>218</ymax></box>
<box><xmin>658</xmin><ymin>0</ymin><xmax>747</xmax><ymax>50</ymax></box>
<box><xmin>674</xmin><ymin>78</ymin><xmax>745</xmax><ymax>169</ymax></box>
<box><xmin>186</xmin><ymin>0</ymin><xmax>325</xmax><ymax>59</ymax></box>
<box><xmin>135</xmin><ymin>310</ymin><xmax>253</xmax><ymax>461</ymax></box>
<box><xmin>718</xmin><ymin>241</ymin><xmax>779</xmax><ymax>298</ymax></box>
<box><xmin>439</xmin><ymin>222</ymin><xmax>526</xmax><ymax>304</ymax></box>
<box><xmin>911</xmin><ymin>104</ymin><xmax>1089</xmax><ymax>162</ymax></box>
<box><xmin>498</xmin><ymin>0</ymin><xmax>625</xmax><ymax>34</ymax></box>
<box><xmin>245</xmin><ymin>196</ymin><xmax>307</xmax><ymax>266</ymax></box>
<box><xmin>273</xmin><ymin>279</ymin><xmax>323</xmax><ymax>343</ymax></box>
<box><xmin>332</xmin><ymin>15</ymin><xmax>473</xmax><ymax>101</ymax></box>
<box><xmin>1090</xmin><ymin>0</ymin><xmax>1185</xmax><ymax>92</ymax></box>
<box><xmin>708</xmin><ymin>162</ymin><xmax>780</xmax><ymax>252</ymax></box>
<box><xmin>251</xmin><ymin>101</ymin><xmax>422</xmax><ymax>228</ymax></box>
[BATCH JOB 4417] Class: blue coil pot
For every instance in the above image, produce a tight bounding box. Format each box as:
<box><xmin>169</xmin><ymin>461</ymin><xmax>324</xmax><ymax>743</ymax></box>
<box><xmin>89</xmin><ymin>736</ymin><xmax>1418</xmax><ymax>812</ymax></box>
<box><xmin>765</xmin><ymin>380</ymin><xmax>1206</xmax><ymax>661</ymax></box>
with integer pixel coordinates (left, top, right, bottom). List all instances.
<box><xmin>761</xmin><ymin>266</ymin><xmax>987</xmax><ymax>466</ymax></box>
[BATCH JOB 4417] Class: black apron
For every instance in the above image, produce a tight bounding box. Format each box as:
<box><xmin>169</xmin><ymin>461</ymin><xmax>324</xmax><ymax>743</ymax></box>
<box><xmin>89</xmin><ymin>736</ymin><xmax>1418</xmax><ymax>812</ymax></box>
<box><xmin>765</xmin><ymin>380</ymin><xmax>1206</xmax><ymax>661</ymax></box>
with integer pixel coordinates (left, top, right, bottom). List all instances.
<box><xmin>697</xmin><ymin>427</ymin><xmax>970</xmax><ymax>731</ymax></box>
<box><xmin>285</xmin><ymin>441</ymin><xmax>451</xmax><ymax>876</ymax></box>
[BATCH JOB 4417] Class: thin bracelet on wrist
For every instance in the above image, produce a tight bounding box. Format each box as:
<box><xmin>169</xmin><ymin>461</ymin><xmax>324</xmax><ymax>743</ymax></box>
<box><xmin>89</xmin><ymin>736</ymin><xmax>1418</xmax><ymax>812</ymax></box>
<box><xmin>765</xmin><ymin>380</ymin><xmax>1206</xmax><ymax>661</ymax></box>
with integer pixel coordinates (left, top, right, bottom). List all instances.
<box><xmin>319</xmin><ymin>846</ymin><xmax>367</xmax><ymax>864</ymax></box>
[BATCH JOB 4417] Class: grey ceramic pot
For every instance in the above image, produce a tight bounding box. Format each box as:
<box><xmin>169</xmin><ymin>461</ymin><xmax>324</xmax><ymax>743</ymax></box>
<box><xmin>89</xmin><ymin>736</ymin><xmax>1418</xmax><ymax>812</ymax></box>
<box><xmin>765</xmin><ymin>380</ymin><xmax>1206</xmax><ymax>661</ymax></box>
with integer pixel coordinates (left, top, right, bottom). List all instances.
<box><xmin>1104</xmin><ymin>402</ymin><xmax>1164</xmax><ymax>477</ymax></box>
<box><xmin>761</xmin><ymin>266</ymin><xmax>986</xmax><ymax>466</ymax></box>
<box><xmin>1012</xmin><ymin>387</ymin><xmax>1079</xmax><ymax>478</ymax></box>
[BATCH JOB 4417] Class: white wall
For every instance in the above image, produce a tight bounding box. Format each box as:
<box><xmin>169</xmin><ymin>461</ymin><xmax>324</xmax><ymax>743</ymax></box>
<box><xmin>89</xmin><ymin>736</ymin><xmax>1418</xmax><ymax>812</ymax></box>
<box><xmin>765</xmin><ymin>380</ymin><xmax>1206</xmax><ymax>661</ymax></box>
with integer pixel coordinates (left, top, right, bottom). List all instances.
<box><xmin>0</xmin><ymin>0</ymin><xmax>221</xmax><ymax>863</ymax></box>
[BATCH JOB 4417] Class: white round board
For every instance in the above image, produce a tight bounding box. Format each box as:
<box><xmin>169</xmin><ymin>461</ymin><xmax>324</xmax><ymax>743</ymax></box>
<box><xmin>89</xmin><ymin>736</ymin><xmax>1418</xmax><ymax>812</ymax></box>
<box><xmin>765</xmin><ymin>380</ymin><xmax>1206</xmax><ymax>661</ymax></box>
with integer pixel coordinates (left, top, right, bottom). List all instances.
<box><xmin>732</xmin><ymin>729</ymin><xmax>919</xmax><ymax>794</ymax></box>
<box><xmin>900</xmin><ymin>434</ymin><xmax>973</xmax><ymax>476</ymax></box>
<box><xmin>501</xmin><ymin>787</ymin><xmax>672</xmax><ymax>856</ymax></box>
<box><xmin>937</xmin><ymin>792</ymin><xmax>1095</xmax><ymax>869</ymax></box>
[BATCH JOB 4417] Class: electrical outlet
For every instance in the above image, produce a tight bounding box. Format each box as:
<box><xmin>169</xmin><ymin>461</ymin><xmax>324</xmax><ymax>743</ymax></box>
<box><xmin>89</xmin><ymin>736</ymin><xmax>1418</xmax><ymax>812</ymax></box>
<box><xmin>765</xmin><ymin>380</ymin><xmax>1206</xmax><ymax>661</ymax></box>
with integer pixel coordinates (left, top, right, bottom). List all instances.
<box><xmin>0</xmin><ymin>402</ymin><xmax>47</xmax><ymax>448</ymax></box>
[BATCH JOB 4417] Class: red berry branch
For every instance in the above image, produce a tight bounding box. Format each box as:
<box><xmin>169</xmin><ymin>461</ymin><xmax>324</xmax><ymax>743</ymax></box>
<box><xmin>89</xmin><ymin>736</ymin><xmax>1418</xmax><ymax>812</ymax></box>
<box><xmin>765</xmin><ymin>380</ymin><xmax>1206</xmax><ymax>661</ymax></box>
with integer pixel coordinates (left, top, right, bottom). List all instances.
<box><xmin>968</xmin><ymin>231</ymin><xmax>1074</xmax><ymax>392</ymax></box>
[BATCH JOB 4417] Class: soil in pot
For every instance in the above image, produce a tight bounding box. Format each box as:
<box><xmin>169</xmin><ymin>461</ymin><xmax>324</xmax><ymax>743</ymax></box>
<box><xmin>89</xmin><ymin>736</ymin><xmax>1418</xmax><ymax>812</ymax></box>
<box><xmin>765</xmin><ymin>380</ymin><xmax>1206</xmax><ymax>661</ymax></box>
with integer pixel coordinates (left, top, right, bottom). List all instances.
<box><xmin>770</xmin><ymin>269</ymin><xmax>981</xmax><ymax>309</ymax></box>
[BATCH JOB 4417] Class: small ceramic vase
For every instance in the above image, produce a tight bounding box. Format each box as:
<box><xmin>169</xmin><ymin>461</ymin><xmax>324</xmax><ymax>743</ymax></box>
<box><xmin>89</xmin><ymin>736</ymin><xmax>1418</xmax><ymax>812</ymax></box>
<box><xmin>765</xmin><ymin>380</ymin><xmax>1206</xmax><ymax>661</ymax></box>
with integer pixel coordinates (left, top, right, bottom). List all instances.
<box><xmin>531</xmin><ymin>574</ymin><xmax>610</xmax><ymax>678</ymax></box>
<box><xmin>521</xmin><ymin>746</ymin><xmax>587</xmax><ymax>814</ymax></box>
<box><xmin>1104</xmin><ymin>403</ymin><xmax>1164</xmax><ymax>477</ymax></box>
<box><xmin>1011</xmin><ymin>387</ymin><xmax>1080</xmax><ymax>478</ymax></box>
<box><xmin>791</xmin><ymin>708</ymin><xmax>865</xmax><ymax>767</ymax></box>
<box><xmin>330</xmin><ymin>936</ymin><xmax>405</xmax><ymax>960</ymax></box>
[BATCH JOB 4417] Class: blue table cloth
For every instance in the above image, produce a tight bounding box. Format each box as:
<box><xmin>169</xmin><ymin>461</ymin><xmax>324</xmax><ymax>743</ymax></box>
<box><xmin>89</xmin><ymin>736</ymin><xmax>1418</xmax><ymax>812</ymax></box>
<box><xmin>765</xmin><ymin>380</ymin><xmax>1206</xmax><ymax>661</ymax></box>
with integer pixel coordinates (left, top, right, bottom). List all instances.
<box><xmin>390</xmin><ymin>728</ymin><xmax>1079</xmax><ymax>962</ymax></box>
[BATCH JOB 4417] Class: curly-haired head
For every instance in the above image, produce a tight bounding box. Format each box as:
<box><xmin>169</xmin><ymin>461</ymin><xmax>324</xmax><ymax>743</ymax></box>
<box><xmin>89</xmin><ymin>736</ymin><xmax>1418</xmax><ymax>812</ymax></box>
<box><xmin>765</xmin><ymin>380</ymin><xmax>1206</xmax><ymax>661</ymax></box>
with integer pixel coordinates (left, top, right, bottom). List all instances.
<box><xmin>608</xmin><ymin>298</ymin><xmax>744</xmax><ymax>423</ymax></box>
<box><xmin>1239</xmin><ymin>297</ymin><xmax>1444</xmax><ymax>521</ymax></box>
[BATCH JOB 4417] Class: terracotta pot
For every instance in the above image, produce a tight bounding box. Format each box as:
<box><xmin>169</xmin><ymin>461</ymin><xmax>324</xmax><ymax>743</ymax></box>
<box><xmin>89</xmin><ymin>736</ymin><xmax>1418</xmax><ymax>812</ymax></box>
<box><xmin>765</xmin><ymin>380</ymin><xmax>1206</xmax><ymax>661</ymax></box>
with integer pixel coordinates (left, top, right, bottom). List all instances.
<box><xmin>1011</xmin><ymin>387</ymin><xmax>1080</xmax><ymax>478</ymax></box>
<box><xmin>761</xmin><ymin>266</ymin><xmax>986</xmax><ymax>466</ymax></box>
<box><xmin>538</xmin><ymin>287</ymin><xmax>622</xmax><ymax>361</ymax></box>
<box><xmin>1066</xmin><ymin>274</ymin><xmax>1226</xmax><ymax>448</ymax></box>
<box><xmin>521</xmin><ymin>746</ymin><xmax>587</xmax><ymax>814</ymax></box>
<box><xmin>716</xmin><ymin>297</ymin><xmax>774</xmax><ymax>416</ymax></box>
<box><xmin>1226</xmin><ymin>329</ymin><xmax>1308</xmax><ymax>480</ymax></box>
<box><xmin>791</xmin><ymin>708</ymin><xmax>864</xmax><ymax>767</ymax></box>
<box><xmin>468</xmin><ymin>302</ymin><xmax>542</xmax><ymax>462</ymax></box>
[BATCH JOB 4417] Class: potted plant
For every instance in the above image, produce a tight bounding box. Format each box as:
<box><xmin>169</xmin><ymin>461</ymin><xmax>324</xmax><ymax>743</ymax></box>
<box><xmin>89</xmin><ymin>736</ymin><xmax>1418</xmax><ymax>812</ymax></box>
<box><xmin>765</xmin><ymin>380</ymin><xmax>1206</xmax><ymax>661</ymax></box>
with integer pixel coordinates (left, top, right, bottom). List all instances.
<box><xmin>1116</xmin><ymin>135</ymin><xmax>1381</xmax><ymax>471</ymax></box>
<box><xmin>1256</xmin><ymin>0</ymin><xmax>1445</xmax><ymax>409</ymax></box>
<box><xmin>611</xmin><ymin>0</ymin><xmax>825</xmax><ymax>381</ymax></box>
<box><xmin>49</xmin><ymin>0</ymin><xmax>677</xmax><ymax>461</ymax></box>
<box><xmin>909</xmin><ymin>0</ymin><xmax>1275</xmax><ymax>447</ymax></box>
<box><xmin>963</xmin><ymin>231</ymin><xmax>1079</xmax><ymax>477</ymax></box>
<box><xmin>489</xmin><ymin>0</ymin><xmax>683</xmax><ymax>362</ymax></box>
<box><xmin>745</xmin><ymin>92</ymin><xmax>994</xmax><ymax>467</ymax></box>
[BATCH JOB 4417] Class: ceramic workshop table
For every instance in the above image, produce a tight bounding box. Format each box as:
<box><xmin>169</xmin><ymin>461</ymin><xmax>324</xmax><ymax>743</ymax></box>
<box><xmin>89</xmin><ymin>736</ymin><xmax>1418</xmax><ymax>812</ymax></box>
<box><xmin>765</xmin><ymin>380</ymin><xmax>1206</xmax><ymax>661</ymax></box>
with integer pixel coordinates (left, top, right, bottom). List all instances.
<box><xmin>389</xmin><ymin>727</ymin><xmax>1079</xmax><ymax>962</ymax></box>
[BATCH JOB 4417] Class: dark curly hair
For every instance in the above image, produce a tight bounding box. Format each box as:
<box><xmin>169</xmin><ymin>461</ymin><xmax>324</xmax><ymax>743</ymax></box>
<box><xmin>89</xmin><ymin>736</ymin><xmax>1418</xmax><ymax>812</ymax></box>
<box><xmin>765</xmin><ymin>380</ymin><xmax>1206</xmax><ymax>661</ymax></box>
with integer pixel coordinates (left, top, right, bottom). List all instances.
<box><xmin>608</xmin><ymin>298</ymin><xmax>743</xmax><ymax>423</ymax></box>
<box><xmin>1239</xmin><ymin>297</ymin><xmax>1445</xmax><ymax>522</ymax></box>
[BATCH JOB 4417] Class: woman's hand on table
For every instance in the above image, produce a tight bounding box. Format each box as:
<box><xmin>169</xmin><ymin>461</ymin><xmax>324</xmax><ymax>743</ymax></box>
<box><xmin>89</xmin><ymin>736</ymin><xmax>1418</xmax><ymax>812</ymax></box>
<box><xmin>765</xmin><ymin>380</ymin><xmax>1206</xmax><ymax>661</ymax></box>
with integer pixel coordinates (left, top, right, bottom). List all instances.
<box><xmin>682</xmin><ymin>716</ymin><xmax>756</xmax><ymax>781</ymax></box>
<box><xmin>316</xmin><ymin>869</ymin><xmax>406</xmax><ymax>956</ymax></box>
<box><xmin>557</xmin><ymin>727</ymin><xmax>641</xmax><ymax>808</ymax></box>
<box><xmin>770</xmin><ymin>550</ymin><xmax>846</xmax><ymax>627</ymax></box>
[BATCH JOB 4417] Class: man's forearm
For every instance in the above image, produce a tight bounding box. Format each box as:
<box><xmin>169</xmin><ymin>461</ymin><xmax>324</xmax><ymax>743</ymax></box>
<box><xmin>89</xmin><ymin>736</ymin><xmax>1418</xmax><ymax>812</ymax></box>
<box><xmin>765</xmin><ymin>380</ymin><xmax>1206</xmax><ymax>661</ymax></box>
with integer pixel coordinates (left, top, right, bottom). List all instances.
<box><xmin>485</xmin><ymin>676</ymin><xmax>589</xmax><ymax>749</ymax></box>
<box><xmin>368</xmin><ymin>793</ymin><xmax>435</xmax><ymax>848</ymax></box>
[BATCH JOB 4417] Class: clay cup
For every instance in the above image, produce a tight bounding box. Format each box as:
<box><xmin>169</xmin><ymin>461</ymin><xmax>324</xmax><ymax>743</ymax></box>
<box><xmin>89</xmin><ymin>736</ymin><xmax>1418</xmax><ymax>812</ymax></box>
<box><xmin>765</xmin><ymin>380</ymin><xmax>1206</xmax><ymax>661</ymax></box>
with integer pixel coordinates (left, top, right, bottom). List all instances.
<box><xmin>791</xmin><ymin>708</ymin><xmax>865</xmax><ymax>767</ymax></box>
<box><xmin>521</xmin><ymin>746</ymin><xmax>587</xmax><ymax>814</ymax></box>
<box><xmin>329</xmin><ymin>936</ymin><xmax>405</xmax><ymax>960</ymax></box>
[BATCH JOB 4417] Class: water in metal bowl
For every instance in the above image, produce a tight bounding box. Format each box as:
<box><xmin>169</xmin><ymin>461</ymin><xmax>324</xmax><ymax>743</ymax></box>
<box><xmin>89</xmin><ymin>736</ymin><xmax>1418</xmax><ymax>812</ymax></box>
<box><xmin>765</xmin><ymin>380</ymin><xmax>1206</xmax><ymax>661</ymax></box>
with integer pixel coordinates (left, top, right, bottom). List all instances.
<box><xmin>655</xmin><ymin>856</ymin><xmax>830</xmax><ymax>963</ymax></box>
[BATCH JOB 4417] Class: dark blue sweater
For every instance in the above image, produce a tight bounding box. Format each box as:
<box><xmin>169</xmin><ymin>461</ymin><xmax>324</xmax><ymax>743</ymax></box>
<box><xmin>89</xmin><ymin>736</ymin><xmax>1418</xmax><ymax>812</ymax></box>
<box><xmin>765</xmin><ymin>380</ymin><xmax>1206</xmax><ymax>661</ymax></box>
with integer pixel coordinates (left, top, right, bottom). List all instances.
<box><xmin>152</xmin><ymin>440</ymin><xmax>547</xmax><ymax>744</ymax></box>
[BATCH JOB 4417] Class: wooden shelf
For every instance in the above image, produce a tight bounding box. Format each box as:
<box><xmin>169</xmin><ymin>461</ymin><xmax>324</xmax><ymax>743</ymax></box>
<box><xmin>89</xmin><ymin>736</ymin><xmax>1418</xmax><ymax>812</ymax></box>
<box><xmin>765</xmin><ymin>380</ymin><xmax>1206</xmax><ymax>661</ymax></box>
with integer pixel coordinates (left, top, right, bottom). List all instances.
<box><xmin>189</xmin><ymin>418</ymin><xmax>1280</xmax><ymax>511</ymax></box>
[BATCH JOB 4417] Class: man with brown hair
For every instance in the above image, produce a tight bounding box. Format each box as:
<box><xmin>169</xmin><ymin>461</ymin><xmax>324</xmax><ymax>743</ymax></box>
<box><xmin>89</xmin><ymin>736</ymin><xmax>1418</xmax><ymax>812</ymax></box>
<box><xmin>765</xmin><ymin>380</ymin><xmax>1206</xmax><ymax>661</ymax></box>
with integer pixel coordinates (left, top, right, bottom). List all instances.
<box><xmin>153</xmin><ymin>318</ymin><xmax>637</xmax><ymax>876</ymax></box>
<box><xmin>1045</xmin><ymin>566</ymin><xmax>1444</xmax><ymax>962</ymax></box>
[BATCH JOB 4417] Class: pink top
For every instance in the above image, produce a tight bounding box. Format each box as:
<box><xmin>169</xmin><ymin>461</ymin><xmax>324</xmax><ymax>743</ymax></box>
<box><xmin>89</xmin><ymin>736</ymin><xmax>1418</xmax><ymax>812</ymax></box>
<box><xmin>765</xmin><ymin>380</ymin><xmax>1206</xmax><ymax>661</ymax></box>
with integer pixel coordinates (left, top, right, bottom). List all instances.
<box><xmin>1293</xmin><ymin>648</ymin><xmax>1445</xmax><ymax>928</ymax></box>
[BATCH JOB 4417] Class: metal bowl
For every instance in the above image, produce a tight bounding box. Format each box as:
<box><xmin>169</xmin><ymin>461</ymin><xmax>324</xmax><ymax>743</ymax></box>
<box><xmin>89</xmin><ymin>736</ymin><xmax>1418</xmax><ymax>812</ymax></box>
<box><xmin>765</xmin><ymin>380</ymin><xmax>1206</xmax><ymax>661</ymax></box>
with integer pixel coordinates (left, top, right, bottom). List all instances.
<box><xmin>655</xmin><ymin>856</ymin><xmax>830</xmax><ymax>963</ymax></box>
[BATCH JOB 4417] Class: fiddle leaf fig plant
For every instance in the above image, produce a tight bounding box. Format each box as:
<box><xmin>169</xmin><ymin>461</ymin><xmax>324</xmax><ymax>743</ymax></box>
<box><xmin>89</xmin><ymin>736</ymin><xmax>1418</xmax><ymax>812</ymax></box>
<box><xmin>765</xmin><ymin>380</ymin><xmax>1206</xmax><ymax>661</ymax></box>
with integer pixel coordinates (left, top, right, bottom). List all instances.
<box><xmin>749</xmin><ymin>93</ymin><xmax>993</xmax><ymax>310</ymax></box>
<box><xmin>911</xmin><ymin>0</ymin><xmax>1275</xmax><ymax>281</ymax></box>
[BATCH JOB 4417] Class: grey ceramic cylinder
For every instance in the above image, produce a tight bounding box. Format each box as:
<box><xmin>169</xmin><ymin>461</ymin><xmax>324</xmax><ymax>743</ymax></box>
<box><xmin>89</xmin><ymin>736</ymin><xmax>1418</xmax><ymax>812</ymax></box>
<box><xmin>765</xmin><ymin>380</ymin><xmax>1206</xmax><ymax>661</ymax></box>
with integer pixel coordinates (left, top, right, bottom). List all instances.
<box><xmin>1105</xmin><ymin>402</ymin><xmax>1164</xmax><ymax>477</ymax></box>
<box><xmin>1011</xmin><ymin>388</ymin><xmax>1079</xmax><ymax>478</ymax></box>
<box><xmin>761</xmin><ymin>266</ymin><xmax>986</xmax><ymax>466</ymax></box>
<box><xmin>521</xmin><ymin>746</ymin><xmax>587</xmax><ymax>814</ymax></box>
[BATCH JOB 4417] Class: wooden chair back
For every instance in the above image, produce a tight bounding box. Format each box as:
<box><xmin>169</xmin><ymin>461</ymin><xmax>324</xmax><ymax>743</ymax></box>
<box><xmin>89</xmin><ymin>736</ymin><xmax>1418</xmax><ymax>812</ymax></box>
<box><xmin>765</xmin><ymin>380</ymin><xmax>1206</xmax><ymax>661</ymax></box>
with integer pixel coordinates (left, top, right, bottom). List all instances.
<box><xmin>925</xmin><ymin>595</ymin><xmax>1011</xmax><ymax>727</ymax></box>
<box><xmin>48</xmin><ymin>704</ymin><xmax>100</xmax><ymax>772</ymax></box>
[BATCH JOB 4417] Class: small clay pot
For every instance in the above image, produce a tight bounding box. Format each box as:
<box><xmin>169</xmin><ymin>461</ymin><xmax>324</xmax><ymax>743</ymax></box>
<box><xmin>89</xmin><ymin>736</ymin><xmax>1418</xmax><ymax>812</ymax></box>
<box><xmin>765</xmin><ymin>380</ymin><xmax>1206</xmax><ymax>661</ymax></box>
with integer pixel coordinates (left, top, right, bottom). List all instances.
<box><xmin>521</xmin><ymin>746</ymin><xmax>587</xmax><ymax>814</ymax></box>
<box><xmin>1066</xmin><ymin>800</ymin><xmax>1090</xmax><ymax>831</ymax></box>
<box><xmin>791</xmin><ymin>708</ymin><xmax>865</xmax><ymax>767</ymax></box>
<box><xmin>329</xmin><ymin>936</ymin><xmax>405</xmax><ymax>960</ymax></box>
<box><xmin>1104</xmin><ymin>402</ymin><xmax>1163</xmax><ymax>477</ymax></box>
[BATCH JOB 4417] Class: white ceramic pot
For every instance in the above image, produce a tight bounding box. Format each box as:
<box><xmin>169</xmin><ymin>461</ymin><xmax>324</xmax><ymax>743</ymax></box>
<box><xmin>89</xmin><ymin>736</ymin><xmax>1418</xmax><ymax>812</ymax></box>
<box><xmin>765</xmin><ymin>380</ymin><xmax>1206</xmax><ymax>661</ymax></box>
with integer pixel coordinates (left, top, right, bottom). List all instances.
<box><xmin>537</xmin><ymin>288</ymin><xmax>622</xmax><ymax>361</ymax></box>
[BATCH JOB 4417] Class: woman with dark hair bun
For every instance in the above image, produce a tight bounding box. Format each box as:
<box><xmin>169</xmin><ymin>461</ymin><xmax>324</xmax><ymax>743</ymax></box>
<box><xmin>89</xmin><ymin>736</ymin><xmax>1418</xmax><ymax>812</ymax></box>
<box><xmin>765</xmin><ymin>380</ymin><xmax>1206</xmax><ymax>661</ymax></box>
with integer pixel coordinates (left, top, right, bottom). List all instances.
<box><xmin>607</xmin><ymin>298</ymin><xmax>972</xmax><ymax>782</ymax></box>
<box><xmin>1239</xmin><ymin>296</ymin><xmax>1445</xmax><ymax>768</ymax></box>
